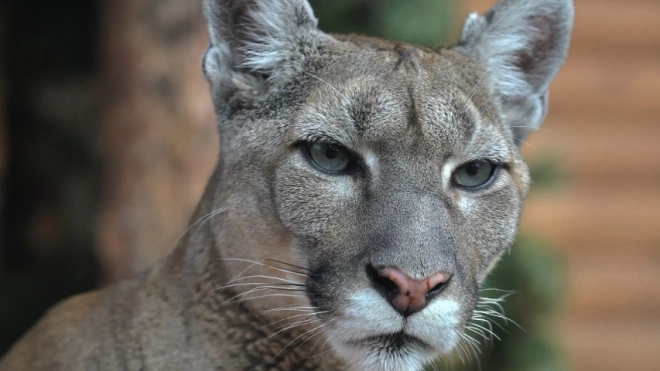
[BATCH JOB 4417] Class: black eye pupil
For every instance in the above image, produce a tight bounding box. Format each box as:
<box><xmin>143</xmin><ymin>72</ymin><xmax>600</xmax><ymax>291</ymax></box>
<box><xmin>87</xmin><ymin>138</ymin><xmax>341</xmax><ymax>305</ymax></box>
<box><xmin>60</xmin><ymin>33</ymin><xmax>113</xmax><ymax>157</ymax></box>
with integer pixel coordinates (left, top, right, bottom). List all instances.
<box><xmin>325</xmin><ymin>146</ymin><xmax>339</xmax><ymax>159</ymax></box>
<box><xmin>466</xmin><ymin>162</ymin><xmax>480</xmax><ymax>176</ymax></box>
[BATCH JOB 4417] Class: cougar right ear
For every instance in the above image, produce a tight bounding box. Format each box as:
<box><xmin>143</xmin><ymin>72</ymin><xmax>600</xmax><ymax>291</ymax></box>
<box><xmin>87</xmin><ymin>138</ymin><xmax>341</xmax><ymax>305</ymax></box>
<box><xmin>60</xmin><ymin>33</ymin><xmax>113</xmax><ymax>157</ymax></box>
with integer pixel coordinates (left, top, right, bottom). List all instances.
<box><xmin>202</xmin><ymin>0</ymin><xmax>324</xmax><ymax>110</ymax></box>
<box><xmin>456</xmin><ymin>0</ymin><xmax>574</xmax><ymax>144</ymax></box>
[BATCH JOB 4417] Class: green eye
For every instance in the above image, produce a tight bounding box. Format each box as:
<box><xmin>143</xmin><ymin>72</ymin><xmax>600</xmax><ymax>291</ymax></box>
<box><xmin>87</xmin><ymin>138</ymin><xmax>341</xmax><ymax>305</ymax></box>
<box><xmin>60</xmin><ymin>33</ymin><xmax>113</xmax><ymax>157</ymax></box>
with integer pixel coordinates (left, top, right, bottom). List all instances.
<box><xmin>308</xmin><ymin>141</ymin><xmax>351</xmax><ymax>172</ymax></box>
<box><xmin>453</xmin><ymin>160</ymin><xmax>497</xmax><ymax>188</ymax></box>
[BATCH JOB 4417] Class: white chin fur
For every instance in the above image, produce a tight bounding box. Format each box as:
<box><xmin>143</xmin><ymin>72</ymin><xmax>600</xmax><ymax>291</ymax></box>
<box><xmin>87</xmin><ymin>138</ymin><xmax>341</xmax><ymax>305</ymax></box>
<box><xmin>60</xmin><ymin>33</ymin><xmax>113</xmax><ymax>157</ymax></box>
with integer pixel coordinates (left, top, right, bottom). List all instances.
<box><xmin>332</xmin><ymin>340</ymin><xmax>432</xmax><ymax>371</ymax></box>
<box><xmin>324</xmin><ymin>290</ymin><xmax>461</xmax><ymax>370</ymax></box>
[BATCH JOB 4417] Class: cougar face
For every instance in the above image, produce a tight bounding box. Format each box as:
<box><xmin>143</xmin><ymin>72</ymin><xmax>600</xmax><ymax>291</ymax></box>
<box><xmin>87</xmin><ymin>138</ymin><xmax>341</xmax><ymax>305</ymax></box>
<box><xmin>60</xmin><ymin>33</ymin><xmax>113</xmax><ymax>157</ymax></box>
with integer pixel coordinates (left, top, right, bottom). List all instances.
<box><xmin>203</xmin><ymin>0</ymin><xmax>572</xmax><ymax>369</ymax></box>
<box><xmin>281</xmin><ymin>56</ymin><xmax>527</xmax><ymax>364</ymax></box>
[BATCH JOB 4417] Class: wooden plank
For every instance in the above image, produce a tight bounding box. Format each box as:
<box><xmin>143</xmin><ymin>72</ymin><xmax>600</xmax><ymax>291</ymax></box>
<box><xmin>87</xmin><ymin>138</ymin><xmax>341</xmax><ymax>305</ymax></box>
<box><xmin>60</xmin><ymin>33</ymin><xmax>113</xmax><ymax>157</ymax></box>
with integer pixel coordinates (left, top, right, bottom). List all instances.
<box><xmin>560</xmin><ymin>318</ymin><xmax>660</xmax><ymax>371</ymax></box>
<box><xmin>571</xmin><ymin>0</ymin><xmax>660</xmax><ymax>51</ymax></box>
<box><xmin>524</xmin><ymin>113</ymin><xmax>660</xmax><ymax>183</ymax></box>
<box><xmin>561</xmin><ymin>253</ymin><xmax>660</xmax><ymax>316</ymax></box>
<box><xmin>521</xmin><ymin>189</ymin><xmax>660</xmax><ymax>249</ymax></box>
<box><xmin>548</xmin><ymin>54</ymin><xmax>660</xmax><ymax>116</ymax></box>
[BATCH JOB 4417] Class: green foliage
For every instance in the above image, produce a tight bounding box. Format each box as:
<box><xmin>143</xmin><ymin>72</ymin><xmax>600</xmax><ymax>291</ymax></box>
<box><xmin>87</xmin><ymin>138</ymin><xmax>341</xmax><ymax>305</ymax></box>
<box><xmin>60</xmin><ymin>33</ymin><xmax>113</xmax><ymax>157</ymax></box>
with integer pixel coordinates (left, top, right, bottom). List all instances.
<box><xmin>309</xmin><ymin>0</ymin><xmax>456</xmax><ymax>46</ymax></box>
<box><xmin>529</xmin><ymin>154</ymin><xmax>570</xmax><ymax>192</ymax></box>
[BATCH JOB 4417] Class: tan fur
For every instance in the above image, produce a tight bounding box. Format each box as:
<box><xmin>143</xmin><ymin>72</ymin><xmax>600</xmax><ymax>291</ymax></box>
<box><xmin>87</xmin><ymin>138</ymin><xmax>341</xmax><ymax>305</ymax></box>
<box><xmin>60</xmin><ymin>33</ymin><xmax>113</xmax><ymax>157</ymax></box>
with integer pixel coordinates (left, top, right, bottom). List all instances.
<box><xmin>0</xmin><ymin>1</ymin><xmax>573</xmax><ymax>370</ymax></box>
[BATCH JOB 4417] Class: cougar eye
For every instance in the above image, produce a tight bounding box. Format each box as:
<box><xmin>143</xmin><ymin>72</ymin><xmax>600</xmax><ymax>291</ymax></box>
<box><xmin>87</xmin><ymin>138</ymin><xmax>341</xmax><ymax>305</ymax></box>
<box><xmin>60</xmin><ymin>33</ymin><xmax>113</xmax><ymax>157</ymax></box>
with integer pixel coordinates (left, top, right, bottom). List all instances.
<box><xmin>307</xmin><ymin>141</ymin><xmax>351</xmax><ymax>173</ymax></box>
<box><xmin>453</xmin><ymin>160</ymin><xmax>497</xmax><ymax>188</ymax></box>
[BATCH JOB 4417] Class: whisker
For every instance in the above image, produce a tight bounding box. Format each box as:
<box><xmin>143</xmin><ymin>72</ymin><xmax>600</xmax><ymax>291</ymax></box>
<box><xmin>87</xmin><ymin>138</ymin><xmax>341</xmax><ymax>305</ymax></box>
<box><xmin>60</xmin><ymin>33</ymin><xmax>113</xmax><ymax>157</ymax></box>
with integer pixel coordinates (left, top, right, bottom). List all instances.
<box><xmin>262</xmin><ymin>311</ymin><xmax>327</xmax><ymax>329</ymax></box>
<box><xmin>217</xmin><ymin>282</ymin><xmax>305</xmax><ymax>292</ymax></box>
<box><xmin>305</xmin><ymin>318</ymin><xmax>337</xmax><ymax>357</ymax></box>
<box><xmin>462</xmin><ymin>333</ymin><xmax>482</xmax><ymax>370</ymax></box>
<box><xmin>514</xmin><ymin>137</ymin><xmax>538</xmax><ymax>152</ymax></box>
<box><xmin>262</xmin><ymin>306</ymin><xmax>317</xmax><ymax>314</ymax></box>
<box><xmin>165</xmin><ymin>207</ymin><xmax>230</xmax><ymax>254</ymax></box>
<box><xmin>469</xmin><ymin>322</ymin><xmax>500</xmax><ymax>341</ymax></box>
<box><xmin>264</xmin><ymin>318</ymin><xmax>318</xmax><ymax>341</ymax></box>
<box><xmin>456</xmin><ymin>287</ymin><xmax>520</xmax><ymax>367</ymax></box>
<box><xmin>453</xmin><ymin>337</ymin><xmax>469</xmax><ymax>364</ymax></box>
<box><xmin>302</xmin><ymin>71</ymin><xmax>350</xmax><ymax>103</ymax></box>
<box><xmin>277</xmin><ymin>319</ymin><xmax>332</xmax><ymax>359</ymax></box>
<box><xmin>511</xmin><ymin>125</ymin><xmax>554</xmax><ymax>134</ymax></box>
<box><xmin>222</xmin><ymin>274</ymin><xmax>303</xmax><ymax>285</ymax></box>
<box><xmin>221</xmin><ymin>290</ymin><xmax>305</xmax><ymax>306</ymax></box>
<box><xmin>263</xmin><ymin>258</ymin><xmax>311</xmax><ymax>273</ymax></box>
<box><xmin>304</xmin><ymin>321</ymin><xmax>339</xmax><ymax>360</ymax></box>
<box><xmin>478</xmin><ymin>287</ymin><xmax>515</xmax><ymax>293</ymax></box>
<box><xmin>470</xmin><ymin>315</ymin><xmax>501</xmax><ymax>332</ymax></box>
<box><xmin>462</xmin><ymin>73</ymin><xmax>488</xmax><ymax>110</ymax></box>
<box><xmin>218</xmin><ymin>258</ymin><xmax>307</xmax><ymax>277</ymax></box>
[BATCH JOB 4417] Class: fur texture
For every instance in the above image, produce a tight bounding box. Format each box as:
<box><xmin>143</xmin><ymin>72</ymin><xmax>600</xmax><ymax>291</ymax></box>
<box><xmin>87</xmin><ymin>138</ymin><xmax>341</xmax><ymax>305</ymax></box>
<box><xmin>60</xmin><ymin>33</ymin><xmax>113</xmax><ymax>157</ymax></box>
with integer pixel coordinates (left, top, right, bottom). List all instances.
<box><xmin>0</xmin><ymin>1</ymin><xmax>573</xmax><ymax>370</ymax></box>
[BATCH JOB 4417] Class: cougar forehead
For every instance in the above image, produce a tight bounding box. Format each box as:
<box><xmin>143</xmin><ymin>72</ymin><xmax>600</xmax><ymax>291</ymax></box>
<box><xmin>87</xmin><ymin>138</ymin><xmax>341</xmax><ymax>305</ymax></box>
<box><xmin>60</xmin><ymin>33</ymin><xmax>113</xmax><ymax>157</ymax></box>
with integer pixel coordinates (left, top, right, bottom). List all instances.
<box><xmin>293</xmin><ymin>39</ymin><xmax>516</xmax><ymax>166</ymax></box>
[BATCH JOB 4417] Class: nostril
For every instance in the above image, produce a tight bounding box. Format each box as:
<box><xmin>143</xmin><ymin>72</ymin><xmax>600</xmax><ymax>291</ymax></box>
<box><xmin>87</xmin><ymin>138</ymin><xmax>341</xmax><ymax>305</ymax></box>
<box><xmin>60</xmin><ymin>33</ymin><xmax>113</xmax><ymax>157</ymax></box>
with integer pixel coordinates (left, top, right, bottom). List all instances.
<box><xmin>425</xmin><ymin>272</ymin><xmax>451</xmax><ymax>299</ymax></box>
<box><xmin>426</xmin><ymin>280</ymin><xmax>446</xmax><ymax>296</ymax></box>
<box><xmin>366</xmin><ymin>264</ymin><xmax>399</xmax><ymax>298</ymax></box>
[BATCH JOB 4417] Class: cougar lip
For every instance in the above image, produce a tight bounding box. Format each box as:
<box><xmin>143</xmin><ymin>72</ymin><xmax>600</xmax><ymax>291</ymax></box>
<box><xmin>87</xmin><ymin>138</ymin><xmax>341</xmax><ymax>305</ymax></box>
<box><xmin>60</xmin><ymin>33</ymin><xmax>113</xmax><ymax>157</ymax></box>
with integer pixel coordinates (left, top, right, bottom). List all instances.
<box><xmin>349</xmin><ymin>331</ymin><xmax>432</xmax><ymax>351</ymax></box>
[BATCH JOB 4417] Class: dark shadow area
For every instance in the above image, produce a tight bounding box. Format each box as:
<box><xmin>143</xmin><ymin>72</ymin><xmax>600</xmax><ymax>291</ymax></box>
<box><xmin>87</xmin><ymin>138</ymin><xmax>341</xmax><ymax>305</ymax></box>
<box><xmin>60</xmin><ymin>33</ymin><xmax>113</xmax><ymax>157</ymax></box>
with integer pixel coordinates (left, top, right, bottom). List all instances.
<box><xmin>0</xmin><ymin>0</ymin><xmax>102</xmax><ymax>356</ymax></box>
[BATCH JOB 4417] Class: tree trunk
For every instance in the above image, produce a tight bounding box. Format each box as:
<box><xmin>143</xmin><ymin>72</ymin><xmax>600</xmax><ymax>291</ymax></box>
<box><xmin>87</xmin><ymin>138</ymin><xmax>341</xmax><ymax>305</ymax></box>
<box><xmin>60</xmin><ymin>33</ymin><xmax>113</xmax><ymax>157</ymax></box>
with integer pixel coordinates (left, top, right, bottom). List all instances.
<box><xmin>98</xmin><ymin>0</ymin><xmax>218</xmax><ymax>283</ymax></box>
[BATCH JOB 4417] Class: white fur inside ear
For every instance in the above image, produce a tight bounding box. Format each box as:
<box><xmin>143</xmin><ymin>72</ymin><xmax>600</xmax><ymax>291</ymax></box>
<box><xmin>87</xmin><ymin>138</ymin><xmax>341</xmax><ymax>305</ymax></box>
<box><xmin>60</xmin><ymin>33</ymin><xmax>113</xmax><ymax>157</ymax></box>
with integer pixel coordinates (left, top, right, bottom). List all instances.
<box><xmin>239</xmin><ymin>1</ymin><xmax>315</xmax><ymax>76</ymax></box>
<box><xmin>203</xmin><ymin>0</ymin><xmax>323</xmax><ymax>86</ymax></box>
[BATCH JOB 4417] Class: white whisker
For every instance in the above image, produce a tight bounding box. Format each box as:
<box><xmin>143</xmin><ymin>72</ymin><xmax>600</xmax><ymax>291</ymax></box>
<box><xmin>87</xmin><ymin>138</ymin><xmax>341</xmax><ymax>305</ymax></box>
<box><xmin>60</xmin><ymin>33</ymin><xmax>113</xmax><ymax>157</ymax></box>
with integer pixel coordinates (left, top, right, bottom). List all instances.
<box><xmin>218</xmin><ymin>258</ymin><xmax>307</xmax><ymax>277</ymax></box>
<box><xmin>165</xmin><ymin>207</ymin><xmax>230</xmax><ymax>255</ymax></box>
<box><xmin>302</xmin><ymin>71</ymin><xmax>350</xmax><ymax>103</ymax></box>
<box><xmin>262</xmin><ymin>311</ymin><xmax>327</xmax><ymax>329</ymax></box>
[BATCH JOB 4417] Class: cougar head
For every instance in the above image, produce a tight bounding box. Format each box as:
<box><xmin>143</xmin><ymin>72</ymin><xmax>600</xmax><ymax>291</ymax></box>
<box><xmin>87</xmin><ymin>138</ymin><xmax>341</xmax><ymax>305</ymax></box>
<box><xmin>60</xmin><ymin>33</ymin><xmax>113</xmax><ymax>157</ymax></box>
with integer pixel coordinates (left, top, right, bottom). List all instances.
<box><xmin>201</xmin><ymin>0</ymin><xmax>573</xmax><ymax>369</ymax></box>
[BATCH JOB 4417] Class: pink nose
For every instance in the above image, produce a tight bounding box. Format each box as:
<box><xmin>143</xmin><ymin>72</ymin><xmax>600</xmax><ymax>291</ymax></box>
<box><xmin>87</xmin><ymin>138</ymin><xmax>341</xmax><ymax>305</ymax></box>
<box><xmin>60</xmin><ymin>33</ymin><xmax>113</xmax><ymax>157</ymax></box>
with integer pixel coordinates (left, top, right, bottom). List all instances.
<box><xmin>370</xmin><ymin>266</ymin><xmax>451</xmax><ymax>316</ymax></box>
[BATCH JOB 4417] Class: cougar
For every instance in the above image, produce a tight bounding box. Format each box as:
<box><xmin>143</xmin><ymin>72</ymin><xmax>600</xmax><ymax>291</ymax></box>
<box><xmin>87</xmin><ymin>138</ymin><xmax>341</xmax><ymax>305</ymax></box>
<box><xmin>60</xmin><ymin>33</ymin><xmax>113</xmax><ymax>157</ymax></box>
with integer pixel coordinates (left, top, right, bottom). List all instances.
<box><xmin>0</xmin><ymin>0</ymin><xmax>573</xmax><ymax>369</ymax></box>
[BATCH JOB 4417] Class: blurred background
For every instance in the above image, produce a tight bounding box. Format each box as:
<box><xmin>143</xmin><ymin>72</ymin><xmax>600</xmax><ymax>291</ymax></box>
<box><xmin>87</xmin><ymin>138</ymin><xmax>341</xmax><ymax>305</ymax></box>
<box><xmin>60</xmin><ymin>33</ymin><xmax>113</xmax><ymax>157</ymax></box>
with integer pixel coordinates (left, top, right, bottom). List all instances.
<box><xmin>0</xmin><ymin>0</ymin><xmax>657</xmax><ymax>370</ymax></box>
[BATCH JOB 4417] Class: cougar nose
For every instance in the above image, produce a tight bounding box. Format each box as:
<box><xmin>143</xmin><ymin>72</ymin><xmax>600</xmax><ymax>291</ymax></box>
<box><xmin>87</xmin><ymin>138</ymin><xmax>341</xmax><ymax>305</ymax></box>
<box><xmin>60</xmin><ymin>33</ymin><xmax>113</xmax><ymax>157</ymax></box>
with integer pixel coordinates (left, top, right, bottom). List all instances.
<box><xmin>367</xmin><ymin>265</ymin><xmax>451</xmax><ymax>316</ymax></box>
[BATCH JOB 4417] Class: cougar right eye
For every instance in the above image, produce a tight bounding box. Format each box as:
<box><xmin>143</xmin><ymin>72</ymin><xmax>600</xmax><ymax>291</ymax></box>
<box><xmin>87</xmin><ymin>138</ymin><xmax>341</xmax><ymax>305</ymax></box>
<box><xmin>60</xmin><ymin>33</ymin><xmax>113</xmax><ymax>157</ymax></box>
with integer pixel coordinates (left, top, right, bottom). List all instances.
<box><xmin>306</xmin><ymin>141</ymin><xmax>352</xmax><ymax>173</ymax></box>
<box><xmin>453</xmin><ymin>160</ymin><xmax>498</xmax><ymax>189</ymax></box>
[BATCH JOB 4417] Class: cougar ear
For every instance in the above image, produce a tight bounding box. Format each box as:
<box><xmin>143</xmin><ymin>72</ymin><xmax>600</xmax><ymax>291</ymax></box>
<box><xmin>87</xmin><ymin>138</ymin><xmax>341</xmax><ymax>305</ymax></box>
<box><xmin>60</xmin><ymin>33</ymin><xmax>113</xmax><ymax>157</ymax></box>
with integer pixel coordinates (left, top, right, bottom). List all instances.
<box><xmin>202</xmin><ymin>0</ymin><xmax>323</xmax><ymax>109</ymax></box>
<box><xmin>457</xmin><ymin>0</ymin><xmax>574</xmax><ymax>144</ymax></box>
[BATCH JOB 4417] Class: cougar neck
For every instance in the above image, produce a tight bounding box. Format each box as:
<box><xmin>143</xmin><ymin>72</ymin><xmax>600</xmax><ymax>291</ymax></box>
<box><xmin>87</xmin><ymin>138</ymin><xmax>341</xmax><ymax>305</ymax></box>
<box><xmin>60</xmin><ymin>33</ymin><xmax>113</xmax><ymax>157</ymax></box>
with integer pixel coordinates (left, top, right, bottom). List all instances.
<box><xmin>154</xmin><ymin>167</ymin><xmax>345</xmax><ymax>370</ymax></box>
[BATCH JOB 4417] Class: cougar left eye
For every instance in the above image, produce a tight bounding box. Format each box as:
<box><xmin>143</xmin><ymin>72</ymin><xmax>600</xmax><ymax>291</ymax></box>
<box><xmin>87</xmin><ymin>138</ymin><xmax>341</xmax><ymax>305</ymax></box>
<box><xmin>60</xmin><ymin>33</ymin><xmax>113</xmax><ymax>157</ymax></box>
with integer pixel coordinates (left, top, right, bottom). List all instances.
<box><xmin>307</xmin><ymin>141</ymin><xmax>351</xmax><ymax>173</ymax></box>
<box><xmin>453</xmin><ymin>160</ymin><xmax>497</xmax><ymax>188</ymax></box>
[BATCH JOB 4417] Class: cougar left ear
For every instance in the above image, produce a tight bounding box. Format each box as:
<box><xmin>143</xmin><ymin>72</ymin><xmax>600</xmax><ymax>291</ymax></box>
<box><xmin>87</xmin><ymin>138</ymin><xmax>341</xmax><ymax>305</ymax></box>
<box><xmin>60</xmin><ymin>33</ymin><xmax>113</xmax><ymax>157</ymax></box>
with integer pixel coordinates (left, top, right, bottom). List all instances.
<box><xmin>202</xmin><ymin>0</ymin><xmax>324</xmax><ymax>109</ymax></box>
<box><xmin>456</xmin><ymin>0</ymin><xmax>574</xmax><ymax>144</ymax></box>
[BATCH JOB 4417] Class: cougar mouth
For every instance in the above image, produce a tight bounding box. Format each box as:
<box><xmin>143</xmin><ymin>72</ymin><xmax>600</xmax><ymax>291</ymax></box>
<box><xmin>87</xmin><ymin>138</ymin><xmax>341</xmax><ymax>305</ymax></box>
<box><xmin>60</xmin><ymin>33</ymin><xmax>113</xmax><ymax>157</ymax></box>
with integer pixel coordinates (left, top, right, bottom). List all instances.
<box><xmin>354</xmin><ymin>332</ymin><xmax>432</xmax><ymax>352</ymax></box>
<box><xmin>334</xmin><ymin>329</ymin><xmax>441</xmax><ymax>371</ymax></box>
